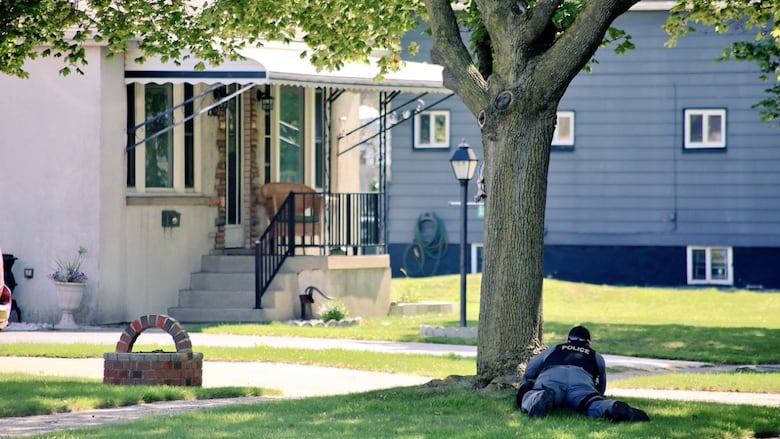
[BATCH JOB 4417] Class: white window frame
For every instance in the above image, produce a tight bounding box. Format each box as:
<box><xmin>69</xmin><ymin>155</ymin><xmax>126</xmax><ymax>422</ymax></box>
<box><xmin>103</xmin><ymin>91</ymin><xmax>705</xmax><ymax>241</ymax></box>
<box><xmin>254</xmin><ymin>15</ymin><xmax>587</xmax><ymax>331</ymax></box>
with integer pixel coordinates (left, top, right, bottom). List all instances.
<box><xmin>684</xmin><ymin>109</ymin><xmax>726</xmax><ymax>149</ymax></box>
<box><xmin>552</xmin><ymin>111</ymin><xmax>575</xmax><ymax>147</ymax></box>
<box><xmin>270</xmin><ymin>85</ymin><xmax>324</xmax><ymax>188</ymax></box>
<box><xmin>686</xmin><ymin>246</ymin><xmax>733</xmax><ymax>285</ymax></box>
<box><xmin>471</xmin><ymin>243</ymin><xmax>484</xmax><ymax>274</ymax></box>
<box><xmin>413</xmin><ymin>110</ymin><xmax>450</xmax><ymax>149</ymax></box>
<box><xmin>130</xmin><ymin>83</ymin><xmax>201</xmax><ymax>193</ymax></box>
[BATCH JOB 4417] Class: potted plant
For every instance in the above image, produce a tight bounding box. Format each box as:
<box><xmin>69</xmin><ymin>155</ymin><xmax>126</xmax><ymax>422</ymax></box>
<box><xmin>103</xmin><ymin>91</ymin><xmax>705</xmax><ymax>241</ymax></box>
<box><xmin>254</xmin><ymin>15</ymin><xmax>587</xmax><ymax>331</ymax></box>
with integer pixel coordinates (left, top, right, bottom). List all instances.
<box><xmin>49</xmin><ymin>246</ymin><xmax>88</xmax><ymax>329</ymax></box>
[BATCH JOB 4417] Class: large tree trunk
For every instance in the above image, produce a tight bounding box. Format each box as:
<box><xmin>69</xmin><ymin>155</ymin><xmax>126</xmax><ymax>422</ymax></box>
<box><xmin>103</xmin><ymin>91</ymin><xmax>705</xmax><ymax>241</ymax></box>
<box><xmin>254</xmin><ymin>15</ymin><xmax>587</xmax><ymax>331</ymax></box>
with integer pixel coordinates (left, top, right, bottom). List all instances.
<box><xmin>476</xmin><ymin>99</ymin><xmax>556</xmax><ymax>384</ymax></box>
<box><xmin>423</xmin><ymin>0</ymin><xmax>639</xmax><ymax>386</ymax></box>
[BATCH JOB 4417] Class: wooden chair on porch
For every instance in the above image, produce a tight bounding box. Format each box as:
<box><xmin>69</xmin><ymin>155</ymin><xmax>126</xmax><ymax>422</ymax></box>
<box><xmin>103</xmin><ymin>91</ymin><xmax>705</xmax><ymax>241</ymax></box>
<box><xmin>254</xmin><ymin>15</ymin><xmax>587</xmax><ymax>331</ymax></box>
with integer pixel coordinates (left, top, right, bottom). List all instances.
<box><xmin>260</xmin><ymin>182</ymin><xmax>323</xmax><ymax>248</ymax></box>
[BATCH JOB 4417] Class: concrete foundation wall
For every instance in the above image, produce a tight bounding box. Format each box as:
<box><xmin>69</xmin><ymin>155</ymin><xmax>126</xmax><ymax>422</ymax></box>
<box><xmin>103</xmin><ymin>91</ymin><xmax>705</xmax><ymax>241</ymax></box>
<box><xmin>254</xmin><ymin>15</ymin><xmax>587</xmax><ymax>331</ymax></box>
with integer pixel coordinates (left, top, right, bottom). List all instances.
<box><xmin>283</xmin><ymin>255</ymin><xmax>392</xmax><ymax>320</ymax></box>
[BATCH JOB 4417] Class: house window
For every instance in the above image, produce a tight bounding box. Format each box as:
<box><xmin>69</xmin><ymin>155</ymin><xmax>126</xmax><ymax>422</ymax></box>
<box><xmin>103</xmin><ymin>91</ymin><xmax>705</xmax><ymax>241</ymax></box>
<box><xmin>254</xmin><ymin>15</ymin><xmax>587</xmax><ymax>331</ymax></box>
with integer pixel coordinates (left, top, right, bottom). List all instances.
<box><xmin>184</xmin><ymin>84</ymin><xmax>194</xmax><ymax>188</ymax></box>
<box><xmin>684</xmin><ymin>109</ymin><xmax>726</xmax><ymax>149</ymax></box>
<box><xmin>414</xmin><ymin>110</ymin><xmax>450</xmax><ymax>149</ymax></box>
<box><xmin>127</xmin><ymin>83</ymin><xmax>196</xmax><ymax>191</ymax></box>
<box><xmin>144</xmin><ymin>83</ymin><xmax>174</xmax><ymax>188</ymax></box>
<box><xmin>471</xmin><ymin>243</ymin><xmax>484</xmax><ymax>274</ymax></box>
<box><xmin>314</xmin><ymin>89</ymin><xmax>324</xmax><ymax>189</ymax></box>
<box><xmin>268</xmin><ymin>86</ymin><xmax>323</xmax><ymax>187</ymax></box>
<box><xmin>126</xmin><ymin>84</ymin><xmax>136</xmax><ymax>187</ymax></box>
<box><xmin>279</xmin><ymin>86</ymin><xmax>305</xmax><ymax>183</ymax></box>
<box><xmin>687</xmin><ymin>246</ymin><xmax>733</xmax><ymax>285</ymax></box>
<box><xmin>552</xmin><ymin>111</ymin><xmax>575</xmax><ymax>147</ymax></box>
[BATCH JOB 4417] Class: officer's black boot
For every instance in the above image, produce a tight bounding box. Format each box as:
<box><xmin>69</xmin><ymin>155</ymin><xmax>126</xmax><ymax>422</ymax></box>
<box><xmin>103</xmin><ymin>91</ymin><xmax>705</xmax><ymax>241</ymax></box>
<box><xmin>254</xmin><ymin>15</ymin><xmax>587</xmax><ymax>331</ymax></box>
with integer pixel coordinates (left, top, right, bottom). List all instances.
<box><xmin>608</xmin><ymin>401</ymin><xmax>650</xmax><ymax>423</ymax></box>
<box><xmin>528</xmin><ymin>388</ymin><xmax>555</xmax><ymax>419</ymax></box>
<box><xmin>515</xmin><ymin>380</ymin><xmax>535</xmax><ymax>408</ymax></box>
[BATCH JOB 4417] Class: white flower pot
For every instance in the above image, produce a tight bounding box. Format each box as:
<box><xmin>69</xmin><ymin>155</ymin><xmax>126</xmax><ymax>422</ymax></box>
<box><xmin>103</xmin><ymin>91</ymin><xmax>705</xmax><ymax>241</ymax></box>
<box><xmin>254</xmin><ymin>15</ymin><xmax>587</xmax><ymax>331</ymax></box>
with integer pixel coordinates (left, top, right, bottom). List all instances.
<box><xmin>54</xmin><ymin>282</ymin><xmax>86</xmax><ymax>329</ymax></box>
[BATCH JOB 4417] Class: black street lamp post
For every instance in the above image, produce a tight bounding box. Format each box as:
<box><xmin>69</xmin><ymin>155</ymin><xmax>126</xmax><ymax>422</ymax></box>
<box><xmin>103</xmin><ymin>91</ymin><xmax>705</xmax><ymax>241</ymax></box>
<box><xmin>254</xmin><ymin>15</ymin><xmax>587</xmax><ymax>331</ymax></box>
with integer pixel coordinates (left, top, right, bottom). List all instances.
<box><xmin>449</xmin><ymin>139</ymin><xmax>478</xmax><ymax>328</ymax></box>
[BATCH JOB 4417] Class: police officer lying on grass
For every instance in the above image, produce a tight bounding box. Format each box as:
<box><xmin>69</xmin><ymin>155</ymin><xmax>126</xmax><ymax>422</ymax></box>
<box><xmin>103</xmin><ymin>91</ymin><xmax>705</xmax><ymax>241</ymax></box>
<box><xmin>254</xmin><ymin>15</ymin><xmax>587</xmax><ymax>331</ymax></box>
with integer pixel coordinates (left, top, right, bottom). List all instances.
<box><xmin>516</xmin><ymin>325</ymin><xmax>650</xmax><ymax>423</ymax></box>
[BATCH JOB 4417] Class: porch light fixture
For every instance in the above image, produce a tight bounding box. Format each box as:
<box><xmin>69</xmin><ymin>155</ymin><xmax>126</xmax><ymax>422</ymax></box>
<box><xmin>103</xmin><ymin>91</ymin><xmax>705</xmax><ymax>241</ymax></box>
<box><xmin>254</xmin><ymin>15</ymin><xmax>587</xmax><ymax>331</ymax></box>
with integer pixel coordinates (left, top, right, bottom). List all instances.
<box><xmin>449</xmin><ymin>139</ymin><xmax>478</xmax><ymax>328</ymax></box>
<box><xmin>257</xmin><ymin>89</ymin><xmax>274</xmax><ymax>112</ymax></box>
<box><xmin>208</xmin><ymin>86</ymin><xmax>228</xmax><ymax>117</ymax></box>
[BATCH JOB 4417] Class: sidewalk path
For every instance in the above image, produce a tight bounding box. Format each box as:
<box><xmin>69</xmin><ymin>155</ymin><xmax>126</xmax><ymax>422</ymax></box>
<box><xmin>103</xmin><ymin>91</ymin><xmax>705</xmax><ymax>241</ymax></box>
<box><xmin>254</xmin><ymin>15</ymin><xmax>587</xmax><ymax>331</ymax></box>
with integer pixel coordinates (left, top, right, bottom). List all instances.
<box><xmin>0</xmin><ymin>326</ymin><xmax>778</xmax><ymax>437</ymax></box>
<box><xmin>0</xmin><ymin>356</ymin><xmax>432</xmax><ymax>396</ymax></box>
<box><xmin>0</xmin><ymin>326</ymin><xmax>708</xmax><ymax>369</ymax></box>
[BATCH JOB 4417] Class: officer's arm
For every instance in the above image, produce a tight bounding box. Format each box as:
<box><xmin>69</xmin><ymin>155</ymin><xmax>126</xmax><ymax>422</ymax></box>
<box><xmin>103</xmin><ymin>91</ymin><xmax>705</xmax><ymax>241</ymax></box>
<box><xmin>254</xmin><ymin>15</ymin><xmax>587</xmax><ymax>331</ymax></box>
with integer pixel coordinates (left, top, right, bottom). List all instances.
<box><xmin>595</xmin><ymin>353</ymin><xmax>607</xmax><ymax>395</ymax></box>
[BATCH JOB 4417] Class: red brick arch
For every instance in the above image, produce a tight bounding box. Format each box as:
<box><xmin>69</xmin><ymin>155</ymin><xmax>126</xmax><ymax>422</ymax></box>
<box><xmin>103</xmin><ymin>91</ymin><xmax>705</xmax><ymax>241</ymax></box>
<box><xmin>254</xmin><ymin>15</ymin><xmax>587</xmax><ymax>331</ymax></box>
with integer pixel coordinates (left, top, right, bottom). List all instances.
<box><xmin>114</xmin><ymin>314</ymin><xmax>193</xmax><ymax>353</ymax></box>
<box><xmin>104</xmin><ymin>314</ymin><xmax>202</xmax><ymax>387</ymax></box>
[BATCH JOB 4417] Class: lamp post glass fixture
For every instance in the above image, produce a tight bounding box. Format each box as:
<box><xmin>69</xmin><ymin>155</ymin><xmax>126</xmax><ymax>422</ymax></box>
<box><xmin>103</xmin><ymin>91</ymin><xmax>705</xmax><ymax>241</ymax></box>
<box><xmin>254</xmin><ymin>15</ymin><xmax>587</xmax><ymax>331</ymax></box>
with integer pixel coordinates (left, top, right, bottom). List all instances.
<box><xmin>450</xmin><ymin>139</ymin><xmax>478</xmax><ymax>327</ymax></box>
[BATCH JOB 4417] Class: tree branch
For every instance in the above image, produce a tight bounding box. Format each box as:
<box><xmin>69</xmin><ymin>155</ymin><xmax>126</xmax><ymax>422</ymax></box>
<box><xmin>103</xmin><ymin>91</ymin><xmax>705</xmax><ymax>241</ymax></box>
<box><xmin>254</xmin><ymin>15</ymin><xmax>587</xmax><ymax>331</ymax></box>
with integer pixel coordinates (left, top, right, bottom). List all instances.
<box><xmin>475</xmin><ymin>0</ymin><xmax>523</xmax><ymax>83</ymax></box>
<box><xmin>426</xmin><ymin>0</ymin><xmax>489</xmax><ymax>114</ymax></box>
<box><xmin>473</xmin><ymin>0</ymin><xmax>561</xmax><ymax>85</ymax></box>
<box><xmin>526</xmin><ymin>0</ymin><xmax>563</xmax><ymax>42</ymax></box>
<box><xmin>532</xmin><ymin>0</ymin><xmax>639</xmax><ymax>103</ymax></box>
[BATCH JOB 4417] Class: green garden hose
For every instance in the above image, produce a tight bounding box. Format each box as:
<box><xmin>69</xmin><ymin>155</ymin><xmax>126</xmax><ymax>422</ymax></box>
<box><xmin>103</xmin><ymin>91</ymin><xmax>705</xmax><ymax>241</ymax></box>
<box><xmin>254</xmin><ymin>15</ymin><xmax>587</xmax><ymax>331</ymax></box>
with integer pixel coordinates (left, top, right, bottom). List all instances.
<box><xmin>402</xmin><ymin>212</ymin><xmax>448</xmax><ymax>277</ymax></box>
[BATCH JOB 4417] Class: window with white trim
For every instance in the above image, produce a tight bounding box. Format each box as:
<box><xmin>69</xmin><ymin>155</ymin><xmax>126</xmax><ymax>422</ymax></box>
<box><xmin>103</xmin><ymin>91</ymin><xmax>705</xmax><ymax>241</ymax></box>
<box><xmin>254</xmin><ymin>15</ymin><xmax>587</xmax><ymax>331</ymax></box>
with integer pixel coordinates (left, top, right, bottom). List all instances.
<box><xmin>687</xmin><ymin>246</ymin><xmax>733</xmax><ymax>285</ymax></box>
<box><xmin>144</xmin><ymin>83</ymin><xmax>175</xmax><ymax>188</ymax></box>
<box><xmin>127</xmin><ymin>83</ymin><xmax>197</xmax><ymax>191</ymax></box>
<box><xmin>267</xmin><ymin>86</ymin><xmax>324</xmax><ymax>188</ymax></box>
<box><xmin>684</xmin><ymin>109</ymin><xmax>726</xmax><ymax>149</ymax></box>
<box><xmin>279</xmin><ymin>86</ymin><xmax>305</xmax><ymax>183</ymax></box>
<box><xmin>413</xmin><ymin>110</ymin><xmax>450</xmax><ymax>149</ymax></box>
<box><xmin>471</xmin><ymin>243</ymin><xmax>484</xmax><ymax>274</ymax></box>
<box><xmin>552</xmin><ymin>111</ymin><xmax>575</xmax><ymax>147</ymax></box>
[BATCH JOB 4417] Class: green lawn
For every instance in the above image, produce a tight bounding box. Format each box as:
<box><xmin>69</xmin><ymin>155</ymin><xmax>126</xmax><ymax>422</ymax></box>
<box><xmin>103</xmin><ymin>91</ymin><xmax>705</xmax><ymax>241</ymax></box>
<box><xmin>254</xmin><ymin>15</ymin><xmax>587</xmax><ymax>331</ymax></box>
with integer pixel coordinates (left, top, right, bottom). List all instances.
<box><xmin>611</xmin><ymin>372</ymin><xmax>780</xmax><ymax>393</ymax></box>
<box><xmin>196</xmin><ymin>276</ymin><xmax>780</xmax><ymax>364</ymax></box>
<box><xmin>27</xmin><ymin>388</ymin><xmax>780</xmax><ymax>439</ymax></box>
<box><xmin>0</xmin><ymin>374</ymin><xmax>271</xmax><ymax>418</ymax></box>
<box><xmin>1</xmin><ymin>276</ymin><xmax>778</xmax><ymax>438</ymax></box>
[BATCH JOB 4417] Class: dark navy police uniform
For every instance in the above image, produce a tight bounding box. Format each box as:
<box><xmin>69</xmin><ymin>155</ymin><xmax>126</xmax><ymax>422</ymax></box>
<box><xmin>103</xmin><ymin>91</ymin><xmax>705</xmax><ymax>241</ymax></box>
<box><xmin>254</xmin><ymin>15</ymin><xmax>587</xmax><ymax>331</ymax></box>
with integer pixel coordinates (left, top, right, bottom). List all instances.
<box><xmin>518</xmin><ymin>326</ymin><xmax>649</xmax><ymax>422</ymax></box>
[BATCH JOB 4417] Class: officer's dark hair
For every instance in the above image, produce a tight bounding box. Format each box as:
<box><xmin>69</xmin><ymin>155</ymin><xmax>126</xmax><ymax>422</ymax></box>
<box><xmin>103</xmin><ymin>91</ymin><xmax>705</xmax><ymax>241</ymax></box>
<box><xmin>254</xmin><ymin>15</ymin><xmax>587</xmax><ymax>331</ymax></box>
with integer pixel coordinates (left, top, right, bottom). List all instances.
<box><xmin>567</xmin><ymin>325</ymin><xmax>591</xmax><ymax>343</ymax></box>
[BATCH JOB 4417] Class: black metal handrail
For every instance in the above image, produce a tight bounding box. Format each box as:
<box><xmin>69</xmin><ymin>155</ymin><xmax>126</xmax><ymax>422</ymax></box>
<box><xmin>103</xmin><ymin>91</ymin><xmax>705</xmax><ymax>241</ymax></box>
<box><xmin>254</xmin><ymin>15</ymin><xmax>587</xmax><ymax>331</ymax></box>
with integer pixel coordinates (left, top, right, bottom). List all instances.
<box><xmin>254</xmin><ymin>191</ymin><xmax>383</xmax><ymax>309</ymax></box>
<box><xmin>326</xmin><ymin>192</ymin><xmax>383</xmax><ymax>254</ymax></box>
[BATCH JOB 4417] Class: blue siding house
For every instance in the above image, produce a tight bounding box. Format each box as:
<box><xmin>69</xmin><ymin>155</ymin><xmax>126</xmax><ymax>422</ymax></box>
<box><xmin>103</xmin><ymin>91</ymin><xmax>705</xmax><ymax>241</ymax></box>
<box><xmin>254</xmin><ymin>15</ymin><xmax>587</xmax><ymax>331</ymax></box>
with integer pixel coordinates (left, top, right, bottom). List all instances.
<box><xmin>386</xmin><ymin>4</ymin><xmax>780</xmax><ymax>289</ymax></box>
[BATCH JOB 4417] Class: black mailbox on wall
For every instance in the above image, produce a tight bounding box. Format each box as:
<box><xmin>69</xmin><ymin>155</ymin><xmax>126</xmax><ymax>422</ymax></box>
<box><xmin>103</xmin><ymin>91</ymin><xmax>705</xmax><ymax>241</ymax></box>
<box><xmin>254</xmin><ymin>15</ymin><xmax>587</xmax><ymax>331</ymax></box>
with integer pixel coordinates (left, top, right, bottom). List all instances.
<box><xmin>161</xmin><ymin>210</ymin><xmax>181</xmax><ymax>228</ymax></box>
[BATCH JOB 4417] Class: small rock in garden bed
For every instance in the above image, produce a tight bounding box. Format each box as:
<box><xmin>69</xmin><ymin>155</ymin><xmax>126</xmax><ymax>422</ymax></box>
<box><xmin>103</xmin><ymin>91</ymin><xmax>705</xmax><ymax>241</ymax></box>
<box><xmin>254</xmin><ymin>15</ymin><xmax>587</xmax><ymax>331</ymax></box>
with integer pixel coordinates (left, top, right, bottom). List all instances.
<box><xmin>284</xmin><ymin>317</ymin><xmax>363</xmax><ymax>327</ymax></box>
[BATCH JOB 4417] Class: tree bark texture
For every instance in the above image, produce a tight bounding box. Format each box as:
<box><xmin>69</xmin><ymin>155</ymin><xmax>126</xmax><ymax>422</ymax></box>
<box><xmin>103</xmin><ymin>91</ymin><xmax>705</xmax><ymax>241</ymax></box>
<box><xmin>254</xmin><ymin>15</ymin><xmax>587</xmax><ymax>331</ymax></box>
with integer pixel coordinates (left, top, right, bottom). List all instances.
<box><xmin>476</xmin><ymin>101</ymin><xmax>555</xmax><ymax>383</ymax></box>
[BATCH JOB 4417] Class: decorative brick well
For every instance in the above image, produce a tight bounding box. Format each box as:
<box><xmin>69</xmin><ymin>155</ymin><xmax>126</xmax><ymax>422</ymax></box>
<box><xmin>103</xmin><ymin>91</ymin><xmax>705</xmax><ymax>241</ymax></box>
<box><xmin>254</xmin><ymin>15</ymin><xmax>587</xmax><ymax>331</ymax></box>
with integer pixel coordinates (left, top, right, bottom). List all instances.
<box><xmin>103</xmin><ymin>314</ymin><xmax>203</xmax><ymax>387</ymax></box>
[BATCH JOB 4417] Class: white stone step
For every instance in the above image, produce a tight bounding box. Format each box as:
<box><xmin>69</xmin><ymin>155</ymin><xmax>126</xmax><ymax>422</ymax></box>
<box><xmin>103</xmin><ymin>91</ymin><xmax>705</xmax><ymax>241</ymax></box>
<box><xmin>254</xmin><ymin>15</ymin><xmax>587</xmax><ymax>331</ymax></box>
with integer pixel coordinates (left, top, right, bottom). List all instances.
<box><xmin>189</xmin><ymin>272</ymin><xmax>255</xmax><ymax>290</ymax></box>
<box><xmin>177</xmin><ymin>289</ymin><xmax>256</xmax><ymax>308</ymax></box>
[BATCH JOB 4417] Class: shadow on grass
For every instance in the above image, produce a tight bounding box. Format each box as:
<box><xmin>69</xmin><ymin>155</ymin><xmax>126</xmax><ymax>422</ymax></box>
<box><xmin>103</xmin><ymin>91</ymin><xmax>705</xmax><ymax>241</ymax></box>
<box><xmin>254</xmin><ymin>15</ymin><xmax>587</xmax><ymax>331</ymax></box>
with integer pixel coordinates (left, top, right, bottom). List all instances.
<box><xmin>44</xmin><ymin>387</ymin><xmax>780</xmax><ymax>439</ymax></box>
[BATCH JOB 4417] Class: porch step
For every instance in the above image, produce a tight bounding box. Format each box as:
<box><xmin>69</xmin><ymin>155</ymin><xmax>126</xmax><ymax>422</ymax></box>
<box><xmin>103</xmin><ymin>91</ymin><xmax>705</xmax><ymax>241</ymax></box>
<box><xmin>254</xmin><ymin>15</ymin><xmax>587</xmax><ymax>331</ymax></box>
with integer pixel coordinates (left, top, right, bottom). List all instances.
<box><xmin>200</xmin><ymin>255</ymin><xmax>256</xmax><ymax>273</ymax></box>
<box><xmin>190</xmin><ymin>272</ymin><xmax>255</xmax><ymax>290</ymax></box>
<box><xmin>168</xmin><ymin>254</ymin><xmax>301</xmax><ymax>324</ymax></box>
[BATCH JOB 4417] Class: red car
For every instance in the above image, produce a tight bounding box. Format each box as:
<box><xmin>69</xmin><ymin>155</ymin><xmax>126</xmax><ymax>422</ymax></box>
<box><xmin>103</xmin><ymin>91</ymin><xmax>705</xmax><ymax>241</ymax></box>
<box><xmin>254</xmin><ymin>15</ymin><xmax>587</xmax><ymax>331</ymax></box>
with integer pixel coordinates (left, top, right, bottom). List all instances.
<box><xmin>0</xmin><ymin>283</ymin><xmax>10</xmax><ymax>330</ymax></box>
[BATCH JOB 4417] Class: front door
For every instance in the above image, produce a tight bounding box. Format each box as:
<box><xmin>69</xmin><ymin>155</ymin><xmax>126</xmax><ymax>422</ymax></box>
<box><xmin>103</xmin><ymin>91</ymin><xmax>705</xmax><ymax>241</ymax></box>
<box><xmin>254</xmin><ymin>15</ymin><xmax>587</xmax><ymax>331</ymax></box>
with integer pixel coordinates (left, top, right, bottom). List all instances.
<box><xmin>224</xmin><ymin>86</ymin><xmax>244</xmax><ymax>248</ymax></box>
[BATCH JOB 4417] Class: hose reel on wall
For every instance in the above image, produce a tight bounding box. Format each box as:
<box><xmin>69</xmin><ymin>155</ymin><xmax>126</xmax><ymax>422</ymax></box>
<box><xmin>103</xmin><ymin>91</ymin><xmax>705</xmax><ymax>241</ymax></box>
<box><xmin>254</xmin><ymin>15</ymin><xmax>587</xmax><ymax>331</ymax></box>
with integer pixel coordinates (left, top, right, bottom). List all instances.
<box><xmin>402</xmin><ymin>212</ymin><xmax>448</xmax><ymax>277</ymax></box>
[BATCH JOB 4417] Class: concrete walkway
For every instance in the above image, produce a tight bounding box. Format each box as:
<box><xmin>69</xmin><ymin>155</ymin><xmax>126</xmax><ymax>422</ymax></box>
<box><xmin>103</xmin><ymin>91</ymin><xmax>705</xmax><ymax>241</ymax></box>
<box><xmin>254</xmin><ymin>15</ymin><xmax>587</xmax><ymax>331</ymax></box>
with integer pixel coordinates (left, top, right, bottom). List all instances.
<box><xmin>0</xmin><ymin>326</ymin><xmax>778</xmax><ymax>437</ymax></box>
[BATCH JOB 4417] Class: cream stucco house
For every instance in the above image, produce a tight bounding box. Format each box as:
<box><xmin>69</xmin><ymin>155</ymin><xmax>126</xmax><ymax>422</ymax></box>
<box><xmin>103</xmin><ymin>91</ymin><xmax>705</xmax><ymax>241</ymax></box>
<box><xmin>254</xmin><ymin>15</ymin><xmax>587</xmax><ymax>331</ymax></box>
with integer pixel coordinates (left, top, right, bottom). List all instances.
<box><xmin>0</xmin><ymin>40</ymin><xmax>448</xmax><ymax>325</ymax></box>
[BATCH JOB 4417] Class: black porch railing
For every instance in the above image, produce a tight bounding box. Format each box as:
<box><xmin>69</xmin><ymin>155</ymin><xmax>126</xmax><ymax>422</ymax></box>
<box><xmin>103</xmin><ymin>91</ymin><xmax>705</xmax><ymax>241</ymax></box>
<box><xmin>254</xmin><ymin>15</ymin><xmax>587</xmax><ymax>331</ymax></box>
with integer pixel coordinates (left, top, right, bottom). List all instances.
<box><xmin>254</xmin><ymin>191</ymin><xmax>383</xmax><ymax>309</ymax></box>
